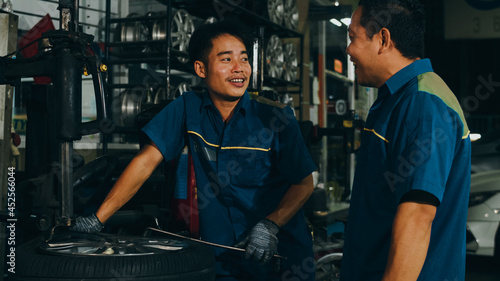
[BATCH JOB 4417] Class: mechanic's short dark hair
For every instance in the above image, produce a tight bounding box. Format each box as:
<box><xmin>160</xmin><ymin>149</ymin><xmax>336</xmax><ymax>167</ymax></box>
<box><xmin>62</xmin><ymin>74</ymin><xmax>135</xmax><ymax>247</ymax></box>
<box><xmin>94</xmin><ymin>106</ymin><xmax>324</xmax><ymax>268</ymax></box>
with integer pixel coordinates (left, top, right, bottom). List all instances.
<box><xmin>358</xmin><ymin>0</ymin><xmax>425</xmax><ymax>59</ymax></box>
<box><xmin>188</xmin><ymin>19</ymin><xmax>252</xmax><ymax>66</ymax></box>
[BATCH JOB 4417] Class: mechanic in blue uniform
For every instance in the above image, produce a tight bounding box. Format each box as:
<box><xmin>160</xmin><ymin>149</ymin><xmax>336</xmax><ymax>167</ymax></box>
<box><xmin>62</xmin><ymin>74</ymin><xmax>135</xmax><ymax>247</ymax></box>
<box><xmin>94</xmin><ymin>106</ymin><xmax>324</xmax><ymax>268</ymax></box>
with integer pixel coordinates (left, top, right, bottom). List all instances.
<box><xmin>72</xmin><ymin>20</ymin><xmax>317</xmax><ymax>281</ymax></box>
<box><xmin>340</xmin><ymin>1</ymin><xmax>471</xmax><ymax>281</ymax></box>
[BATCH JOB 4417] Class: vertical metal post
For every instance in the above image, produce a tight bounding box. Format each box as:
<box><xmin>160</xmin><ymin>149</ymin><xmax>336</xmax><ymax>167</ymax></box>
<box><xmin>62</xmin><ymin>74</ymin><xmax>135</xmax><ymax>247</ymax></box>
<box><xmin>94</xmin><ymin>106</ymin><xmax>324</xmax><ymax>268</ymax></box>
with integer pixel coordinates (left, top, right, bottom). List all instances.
<box><xmin>53</xmin><ymin>44</ymin><xmax>82</xmax><ymax>224</ymax></box>
<box><xmin>251</xmin><ymin>26</ymin><xmax>265</xmax><ymax>91</ymax></box>
<box><xmin>318</xmin><ymin>21</ymin><xmax>328</xmax><ymax>186</ymax></box>
<box><xmin>251</xmin><ymin>36</ymin><xmax>259</xmax><ymax>90</ymax></box>
<box><xmin>346</xmin><ymin>29</ymin><xmax>355</xmax><ymax>199</ymax></box>
<box><xmin>105</xmin><ymin>0</ymin><xmax>111</xmax><ymax>60</ymax></box>
<box><xmin>60</xmin><ymin>142</ymin><xmax>74</xmax><ymax>222</ymax></box>
<box><xmin>60</xmin><ymin>7</ymin><xmax>71</xmax><ymax>31</ymax></box>
<box><xmin>258</xmin><ymin>26</ymin><xmax>265</xmax><ymax>91</ymax></box>
<box><xmin>58</xmin><ymin>0</ymin><xmax>79</xmax><ymax>31</ymax></box>
<box><xmin>56</xmin><ymin>0</ymin><xmax>80</xmax><ymax>224</ymax></box>
<box><xmin>299</xmin><ymin>34</ymin><xmax>304</xmax><ymax>120</ymax></box>
<box><xmin>103</xmin><ymin>0</ymin><xmax>111</xmax><ymax>155</ymax></box>
<box><xmin>0</xmin><ymin>13</ymin><xmax>18</xmax><ymax>281</ymax></box>
<box><xmin>165</xmin><ymin>0</ymin><xmax>172</xmax><ymax>99</ymax></box>
<box><xmin>73</xmin><ymin>0</ymin><xmax>79</xmax><ymax>31</ymax></box>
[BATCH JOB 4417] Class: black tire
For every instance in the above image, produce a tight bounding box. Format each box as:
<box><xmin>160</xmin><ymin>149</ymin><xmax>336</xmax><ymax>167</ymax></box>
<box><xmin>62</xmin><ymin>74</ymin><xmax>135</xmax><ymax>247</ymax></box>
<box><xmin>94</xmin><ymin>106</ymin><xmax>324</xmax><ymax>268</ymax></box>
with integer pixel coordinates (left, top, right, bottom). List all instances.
<box><xmin>9</xmin><ymin>233</ymin><xmax>215</xmax><ymax>281</ymax></box>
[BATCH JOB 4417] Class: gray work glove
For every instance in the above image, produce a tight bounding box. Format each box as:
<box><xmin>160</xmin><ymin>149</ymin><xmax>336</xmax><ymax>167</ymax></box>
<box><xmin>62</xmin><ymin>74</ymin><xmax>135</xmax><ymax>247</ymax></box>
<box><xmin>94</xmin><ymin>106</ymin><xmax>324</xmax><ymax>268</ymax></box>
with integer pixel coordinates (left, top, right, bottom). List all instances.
<box><xmin>235</xmin><ymin>218</ymin><xmax>279</xmax><ymax>264</ymax></box>
<box><xmin>70</xmin><ymin>213</ymin><xmax>104</xmax><ymax>233</ymax></box>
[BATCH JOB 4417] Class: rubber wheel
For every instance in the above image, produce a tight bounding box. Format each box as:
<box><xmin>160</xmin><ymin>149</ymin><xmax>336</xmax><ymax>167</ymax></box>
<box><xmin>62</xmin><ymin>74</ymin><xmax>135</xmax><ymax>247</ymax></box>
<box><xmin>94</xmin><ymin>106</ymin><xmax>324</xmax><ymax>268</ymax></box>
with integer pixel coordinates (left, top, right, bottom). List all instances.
<box><xmin>316</xmin><ymin>253</ymin><xmax>342</xmax><ymax>281</ymax></box>
<box><xmin>9</xmin><ymin>233</ymin><xmax>215</xmax><ymax>281</ymax></box>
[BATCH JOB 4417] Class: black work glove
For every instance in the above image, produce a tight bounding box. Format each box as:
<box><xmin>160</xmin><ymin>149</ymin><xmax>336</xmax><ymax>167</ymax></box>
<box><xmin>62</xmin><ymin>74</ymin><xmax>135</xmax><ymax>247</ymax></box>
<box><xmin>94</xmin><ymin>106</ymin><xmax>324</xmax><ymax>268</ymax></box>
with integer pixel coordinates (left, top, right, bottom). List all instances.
<box><xmin>70</xmin><ymin>213</ymin><xmax>104</xmax><ymax>233</ymax></box>
<box><xmin>235</xmin><ymin>218</ymin><xmax>279</xmax><ymax>264</ymax></box>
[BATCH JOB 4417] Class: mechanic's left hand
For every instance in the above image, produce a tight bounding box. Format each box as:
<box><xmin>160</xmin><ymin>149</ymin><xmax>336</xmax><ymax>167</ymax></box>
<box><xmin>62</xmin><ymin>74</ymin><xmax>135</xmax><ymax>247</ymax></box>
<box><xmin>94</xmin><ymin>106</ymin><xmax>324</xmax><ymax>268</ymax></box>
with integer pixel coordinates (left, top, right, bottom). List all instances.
<box><xmin>70</xmin><ymin>213</ymin><xmax>104</xmax><ymax>233</ymax></box>
<box><xmin>235</xmin><ymin>218</ymin><xmax>279</xmax><ymax>264</ymax></box>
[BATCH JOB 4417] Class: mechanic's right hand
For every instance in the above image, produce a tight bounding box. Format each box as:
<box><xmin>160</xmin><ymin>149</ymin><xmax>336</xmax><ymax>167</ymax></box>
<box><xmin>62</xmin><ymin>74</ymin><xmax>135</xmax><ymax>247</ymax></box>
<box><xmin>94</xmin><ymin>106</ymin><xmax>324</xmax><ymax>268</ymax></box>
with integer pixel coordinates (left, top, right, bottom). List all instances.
<box><xmin>70</xmin><ymin>213</ymin><xmax>104</xmax><ymax>233</ymax></box>
<box><xmin>235</xmin><ymin>218</ymin><xmax>279</xmax><ymax>264</ymax></box>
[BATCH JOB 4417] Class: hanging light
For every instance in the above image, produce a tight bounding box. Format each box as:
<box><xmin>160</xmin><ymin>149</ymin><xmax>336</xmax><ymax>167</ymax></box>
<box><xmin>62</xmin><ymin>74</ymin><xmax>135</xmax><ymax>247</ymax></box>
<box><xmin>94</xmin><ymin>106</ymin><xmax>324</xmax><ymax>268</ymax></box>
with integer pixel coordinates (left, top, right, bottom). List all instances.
<box><xmin>334</xmin><ymin>0</ymin><xmax>340</xmax><ymax>6</ymax></box>
<box><xmin>470</xmin><ymin>133</ymin><xmax>481</xmax><ymax>142</ymax></box>
<box><xmin>329</xmin><ymin>18</ymin><xmax>342</xmax><ymax>27</ymax></box>
<box><xmin>340</xmin><ymin>18</ymin><xmax>351</xmax><ymax>26</ymax></box>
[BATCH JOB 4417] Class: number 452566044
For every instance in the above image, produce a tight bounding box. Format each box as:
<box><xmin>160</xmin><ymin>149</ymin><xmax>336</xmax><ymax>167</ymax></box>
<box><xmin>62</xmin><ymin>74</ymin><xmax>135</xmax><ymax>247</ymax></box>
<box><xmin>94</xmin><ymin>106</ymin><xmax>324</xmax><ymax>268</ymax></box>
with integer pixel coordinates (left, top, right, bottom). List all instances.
<box><xmin>7</xmin><ymin>167</ymin><xmax>15</xmax><ymax>217</ymax></box>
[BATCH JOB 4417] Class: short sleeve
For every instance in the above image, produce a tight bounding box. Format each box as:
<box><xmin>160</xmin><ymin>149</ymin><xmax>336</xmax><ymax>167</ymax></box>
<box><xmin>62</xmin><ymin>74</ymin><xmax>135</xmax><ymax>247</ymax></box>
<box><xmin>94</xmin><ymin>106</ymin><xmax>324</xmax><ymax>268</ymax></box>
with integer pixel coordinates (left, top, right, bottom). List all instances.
<box><xmin>390</xmin><ymin>106</ymin><xmax>463</xmax><ymax>203</ymax></box>
<box><xmin>276</xmin><ymin>107</ymin><xmax>317</xmax><ymax>184</ymax></box>
<box><xmin>141</xmin><ymin>97</ymin><xmax>186</xmax><ymax>161</ymax></box>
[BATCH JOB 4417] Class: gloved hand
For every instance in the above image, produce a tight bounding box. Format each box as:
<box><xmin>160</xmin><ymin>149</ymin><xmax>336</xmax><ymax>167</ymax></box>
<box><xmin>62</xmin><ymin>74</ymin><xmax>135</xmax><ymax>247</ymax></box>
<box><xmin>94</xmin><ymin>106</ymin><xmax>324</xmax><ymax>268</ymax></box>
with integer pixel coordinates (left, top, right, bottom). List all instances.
<box><xmin>235</xmin><ymin>218</ymin><xmax>279</xmax><ymax>264</ymax></box>
<box><xmin>70</xmin><ymin>213</ymin><xmax>104</xmax><ymax>233</ymax></box>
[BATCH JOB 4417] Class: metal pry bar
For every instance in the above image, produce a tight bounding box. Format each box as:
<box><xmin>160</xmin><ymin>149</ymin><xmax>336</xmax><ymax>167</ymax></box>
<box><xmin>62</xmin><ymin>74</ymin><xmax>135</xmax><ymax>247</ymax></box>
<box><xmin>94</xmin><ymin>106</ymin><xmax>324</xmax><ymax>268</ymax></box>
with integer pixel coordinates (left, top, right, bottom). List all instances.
<box><xmin>147</xmin><ymin>227</ymin><xmax>287</xmax><ymax>259</ymax></box>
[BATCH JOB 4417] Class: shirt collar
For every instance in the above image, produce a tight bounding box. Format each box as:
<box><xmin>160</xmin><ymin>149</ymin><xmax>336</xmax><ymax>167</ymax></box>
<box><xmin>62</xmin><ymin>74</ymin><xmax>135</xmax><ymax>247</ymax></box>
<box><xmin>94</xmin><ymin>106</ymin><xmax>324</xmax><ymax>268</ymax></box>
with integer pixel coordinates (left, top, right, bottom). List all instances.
<box><xmin>382</xmin><ymin>58</ymin><xmax>434</xmax><ymax>95</ymax></box>
<box><xmin>201</xmin><ymin>90</ymin><xmax>250</xmax><ymax>116</ymax></box>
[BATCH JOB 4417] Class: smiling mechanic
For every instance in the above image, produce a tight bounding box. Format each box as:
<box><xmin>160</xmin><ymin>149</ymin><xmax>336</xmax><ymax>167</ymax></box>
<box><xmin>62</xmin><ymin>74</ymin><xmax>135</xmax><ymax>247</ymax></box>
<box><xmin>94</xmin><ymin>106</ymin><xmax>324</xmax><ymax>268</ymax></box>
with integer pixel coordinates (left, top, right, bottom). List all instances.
<box><xmin>340</xmin><ymin>1</ymin><xmax>471</xmax><ymax>281</ymax></box>
<box><xmin>72</xmin><ymin>20</ymin><xmax>316</xmax><ymax>281</ymax></box>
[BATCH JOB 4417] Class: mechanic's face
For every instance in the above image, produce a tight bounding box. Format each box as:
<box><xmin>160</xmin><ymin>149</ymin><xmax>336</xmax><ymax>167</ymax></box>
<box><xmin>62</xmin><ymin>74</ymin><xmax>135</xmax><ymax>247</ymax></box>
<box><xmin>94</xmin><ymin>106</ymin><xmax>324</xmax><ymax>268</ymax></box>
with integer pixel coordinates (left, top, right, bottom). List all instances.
<box><xmin>195</xmin><ymin>34</ymin><xmax>251</xmax><ymax>102</ymax></box>
<box><xmin>346</xmin><ymin>6</ymin><xmax>383</xmax><ymax>88</ymax></box>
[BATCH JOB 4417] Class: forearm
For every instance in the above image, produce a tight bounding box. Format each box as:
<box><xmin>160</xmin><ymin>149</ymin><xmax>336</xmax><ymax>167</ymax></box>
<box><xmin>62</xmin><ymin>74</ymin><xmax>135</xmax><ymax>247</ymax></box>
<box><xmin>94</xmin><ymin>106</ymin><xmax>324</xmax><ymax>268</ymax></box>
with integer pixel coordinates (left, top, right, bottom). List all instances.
<box><xmin>96</xmin><ymin>144</ymin><xmax>163</xmax><ymax>223</ymax></box>
<box><xmin>266</xmin><ymin>174</ymin><xmax>314</xmax><ymax>227</ymax></box>
<box><xmin>382</xmin><ymin>202</ymin><xmax>436</xmax><ymax>281</ymax></box>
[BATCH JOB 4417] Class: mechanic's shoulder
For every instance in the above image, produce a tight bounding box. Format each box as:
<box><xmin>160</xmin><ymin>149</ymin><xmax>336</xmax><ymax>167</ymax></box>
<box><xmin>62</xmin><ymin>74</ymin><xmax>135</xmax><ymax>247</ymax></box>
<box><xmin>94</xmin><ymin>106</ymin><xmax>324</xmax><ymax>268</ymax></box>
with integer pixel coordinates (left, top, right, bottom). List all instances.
<box><xmin>249</xmin><ymin>92</ymin><xmax>287</xmax><ymax>109</ymax></box>
<box><xmin>179</xmin><ymin>90</ymin><xmax>204</xmax><ymax>105</ymax></box>
<box><xmin>182</xmin><ymin>90</ymin><xmax>202</xmax><ymax>99</ymax></box>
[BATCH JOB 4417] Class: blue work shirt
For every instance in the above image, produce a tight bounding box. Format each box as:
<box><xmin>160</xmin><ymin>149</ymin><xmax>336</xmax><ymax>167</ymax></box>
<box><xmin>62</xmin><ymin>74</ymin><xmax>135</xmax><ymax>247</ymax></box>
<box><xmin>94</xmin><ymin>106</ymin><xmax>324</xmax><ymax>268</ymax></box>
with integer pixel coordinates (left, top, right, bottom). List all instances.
<box><xmin>340</xmin><ymin>59</ymin><xmax>471</xmax><ymax>281</ymax></box>
<box><xmin>142</xmin><ymin>90</ymin><xmax>316</xmax><ymax>280</ymax></box>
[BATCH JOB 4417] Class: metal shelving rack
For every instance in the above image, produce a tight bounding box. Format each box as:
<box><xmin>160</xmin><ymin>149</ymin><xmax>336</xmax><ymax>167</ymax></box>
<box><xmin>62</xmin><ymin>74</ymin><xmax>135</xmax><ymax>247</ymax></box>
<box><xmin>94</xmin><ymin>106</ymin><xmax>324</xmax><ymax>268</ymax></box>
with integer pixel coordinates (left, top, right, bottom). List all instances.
<box><xmin>213</xmin><ymin>0</ymin><xmax>305</xmax><ymax>118</ymax></box>
<box><xmin>102</xmin><ymin>0</ymin><xmax>306</xmax><ymax>148</ymax></box>
<box><xmin>102</xmin><ymin>0</ymin><xmax>176</xmax><ymax>152</ymax></box>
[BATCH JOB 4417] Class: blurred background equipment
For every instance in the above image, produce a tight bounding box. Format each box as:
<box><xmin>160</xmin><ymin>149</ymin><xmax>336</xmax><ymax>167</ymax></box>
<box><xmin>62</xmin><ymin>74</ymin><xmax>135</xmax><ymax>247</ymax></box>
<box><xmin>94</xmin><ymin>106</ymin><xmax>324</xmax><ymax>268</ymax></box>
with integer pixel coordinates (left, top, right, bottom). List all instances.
<box><xmin>282</xmin><ymin>42</ymin><xmax>298</xmax><ymax>82</ymax></box>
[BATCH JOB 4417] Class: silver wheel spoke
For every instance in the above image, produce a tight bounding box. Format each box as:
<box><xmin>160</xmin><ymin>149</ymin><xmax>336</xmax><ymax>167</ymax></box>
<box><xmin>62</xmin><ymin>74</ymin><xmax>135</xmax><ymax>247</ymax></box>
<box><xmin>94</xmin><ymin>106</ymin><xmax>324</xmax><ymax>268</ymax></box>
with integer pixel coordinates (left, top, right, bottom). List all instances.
<box><xmin>40</xmin><ymin>234</ymin><xmax>188</xmax><ymax>256</ymax></box>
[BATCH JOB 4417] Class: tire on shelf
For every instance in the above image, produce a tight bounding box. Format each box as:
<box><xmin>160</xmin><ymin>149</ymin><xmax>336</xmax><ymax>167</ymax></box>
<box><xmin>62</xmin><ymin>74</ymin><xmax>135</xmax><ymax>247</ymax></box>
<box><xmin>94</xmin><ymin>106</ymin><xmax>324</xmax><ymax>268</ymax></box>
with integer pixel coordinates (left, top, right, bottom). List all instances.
<box><xmin>267</xmin><ymin>0</ymin><xmax>285</xmax><ymax>25</ymax></box>
<box><xmin>283</xmin><ymin>0</ymin><xmax>299</xmax><ymax>31</ymax></box>
<box><xmin>335</xmin><ymin>99</ymin><xmax>347</xmax><ymax>116</ymax></box>
<box><xmin>265</xmin><ymin>34</ymin><xmax>284</xmax><ymax>79</ymax></box>
<box><xmin>117</xmin><ymin>13</ymin><xmax>152</xmax><ymax>54</ymax></box>
<box><xmin>120</xmin><ymin>88</ymin><xmax>155</xmax><ymax>128</ymax></box>
<box><xmin>246</xmin><ymin>0</ymin><xmax>284</xmax><ymax>26</ymax></box>
<box><xmin>10</xmin><ymin>233</ymin><xmax>215</xmax><ymax>281</ymax></box>
<box><xmin>282</xmin><ymin>42</ymin><xmax>298</xmax><ymax>82</ymax></box>
<box><xmin>153</xmin><ymin>82</ymin><xmax>191</xmax><ymax>104</ymax></box>
<box><xmin>152</xmin><ymin>9</ymin><xmax>195</xmax><ymax>63</ymax></box>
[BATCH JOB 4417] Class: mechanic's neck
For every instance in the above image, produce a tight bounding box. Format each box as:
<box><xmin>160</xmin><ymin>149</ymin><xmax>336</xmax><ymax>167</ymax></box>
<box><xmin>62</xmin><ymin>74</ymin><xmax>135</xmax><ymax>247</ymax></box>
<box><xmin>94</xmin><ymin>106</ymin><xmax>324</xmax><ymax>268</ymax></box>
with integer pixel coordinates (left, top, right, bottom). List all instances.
<box><xmin>377</xmin><ymin>56</ymin><xmax>421</xmax><ymax>88</ymax></box>
<box><xmin>209</xmin><ymin>93</ymin><xmax>240</xmax><ymax>123</ymax></box>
